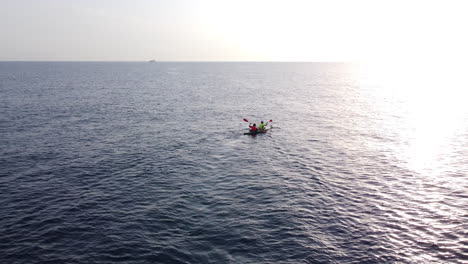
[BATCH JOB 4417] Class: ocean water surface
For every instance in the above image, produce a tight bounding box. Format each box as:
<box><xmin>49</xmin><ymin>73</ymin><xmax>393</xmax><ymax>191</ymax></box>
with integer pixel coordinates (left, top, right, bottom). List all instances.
<box><xmin>1</xmin><ymin>62</ymin><xmax>467</xmax><ymax>263</ymax></box>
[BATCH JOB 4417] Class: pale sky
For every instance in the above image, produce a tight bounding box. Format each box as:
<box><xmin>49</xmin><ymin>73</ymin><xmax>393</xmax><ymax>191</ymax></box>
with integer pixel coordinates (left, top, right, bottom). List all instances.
<box><xmin>1</xmin><ymin>0</ymin><xmax>467</xmax><ymax>61</ymax></box>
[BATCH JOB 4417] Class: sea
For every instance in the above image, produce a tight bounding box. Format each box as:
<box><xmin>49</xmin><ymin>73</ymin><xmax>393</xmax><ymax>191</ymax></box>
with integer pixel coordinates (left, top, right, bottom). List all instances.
<box><xmin>1</xmin><ymin>62</ymin><xmax>467</xmax><ymax>264</ymax></box>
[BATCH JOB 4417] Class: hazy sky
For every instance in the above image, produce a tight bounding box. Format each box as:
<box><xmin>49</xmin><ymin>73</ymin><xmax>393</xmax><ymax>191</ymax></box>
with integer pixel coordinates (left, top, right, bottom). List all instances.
<box><xmin>1</xmin><ymin>0</ymin><xmax>466</xmax><ymax>61</ymax></box>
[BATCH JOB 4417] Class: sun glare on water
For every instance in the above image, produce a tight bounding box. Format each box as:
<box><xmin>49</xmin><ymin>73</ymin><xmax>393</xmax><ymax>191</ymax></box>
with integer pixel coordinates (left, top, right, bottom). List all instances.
<box><xmin>356</xmin><ymin>61</ymin><xmax>468</xmax><ymax>176</ymax></box>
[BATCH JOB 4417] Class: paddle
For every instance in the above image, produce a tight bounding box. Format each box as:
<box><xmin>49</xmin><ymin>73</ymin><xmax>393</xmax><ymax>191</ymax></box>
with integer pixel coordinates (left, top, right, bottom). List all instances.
<box><xmin>243</xmin><ymin>118</ymin><xmax>272</xmax><ymax>123</ymax></box>
<box><xmin>244</xmin><ymin>118</ymin><xmax>273</xmax><ymax>129</ymax></box>
<box><xmin>243</xmin><ymin>118</ymin><xmax>274</xmax><ymax>134</ymax></box>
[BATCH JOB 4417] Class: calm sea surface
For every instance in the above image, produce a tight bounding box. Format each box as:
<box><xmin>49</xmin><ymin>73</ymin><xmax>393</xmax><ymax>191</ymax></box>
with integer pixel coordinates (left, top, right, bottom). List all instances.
<box><xmin>1</xmin><ymin>62</ymin><xmax>467</xmax><ymax>264</ymax></box>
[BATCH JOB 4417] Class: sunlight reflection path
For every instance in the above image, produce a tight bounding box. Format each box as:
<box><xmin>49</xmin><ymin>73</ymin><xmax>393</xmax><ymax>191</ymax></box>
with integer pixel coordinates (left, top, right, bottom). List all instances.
<box><xmin>354</xmin><ymin>62</ymin><xmax>468</xmax><ymax>177</ymax></box>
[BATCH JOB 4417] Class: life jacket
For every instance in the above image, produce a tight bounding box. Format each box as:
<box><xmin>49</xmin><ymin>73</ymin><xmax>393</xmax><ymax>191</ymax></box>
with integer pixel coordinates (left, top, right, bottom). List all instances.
<box><xmin>250</xmin><ymin>126</ymin><xmax>257</xmax><ymax>132</ymax></box>
<box><xmin>258</xmin><ymin>123</ymin><xmax>265</xmax><ymax>130</ymax></box>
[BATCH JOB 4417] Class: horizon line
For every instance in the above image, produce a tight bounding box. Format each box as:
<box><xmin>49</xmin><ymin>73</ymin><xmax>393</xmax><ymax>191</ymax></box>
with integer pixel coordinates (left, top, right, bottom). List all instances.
<box><xmin>0</xmin><ymin>60</ymin><xmax>354</xmax><ymax>63</ymax></box>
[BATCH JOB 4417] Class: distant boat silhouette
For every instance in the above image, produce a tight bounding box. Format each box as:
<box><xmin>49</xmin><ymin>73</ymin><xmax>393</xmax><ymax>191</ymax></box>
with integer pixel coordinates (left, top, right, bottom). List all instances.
<box><xmin>148</xmin><ymin>60</ymin><xmax>156</xmax><ymax>62</ymax></box>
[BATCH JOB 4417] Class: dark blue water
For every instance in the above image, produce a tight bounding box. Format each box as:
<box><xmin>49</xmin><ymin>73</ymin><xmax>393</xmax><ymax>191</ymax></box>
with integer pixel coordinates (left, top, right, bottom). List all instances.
<box><xmin>1</xmin><ymin>62</ymin><xmax>467</xmax><ymax>263</ymax></box>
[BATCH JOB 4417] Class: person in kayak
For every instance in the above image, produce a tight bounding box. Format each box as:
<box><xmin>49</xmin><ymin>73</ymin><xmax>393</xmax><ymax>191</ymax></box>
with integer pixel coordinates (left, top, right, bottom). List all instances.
<box><xmin>249</xmin><ymin>123</ymin><xmax>258</xmax><ymax>132</ymax></box>
<box><xmin>258</xmin><ymin>121</ymin><xmax>267</xmax><ymax>131</ymax></box>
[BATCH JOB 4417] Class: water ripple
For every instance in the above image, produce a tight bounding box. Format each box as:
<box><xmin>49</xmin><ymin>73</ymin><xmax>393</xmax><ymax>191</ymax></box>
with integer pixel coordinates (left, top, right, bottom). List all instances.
<box><xmin>1</xmin><ymin>62</ymin><xmax>467</xmax><ymax>263</ymax></box>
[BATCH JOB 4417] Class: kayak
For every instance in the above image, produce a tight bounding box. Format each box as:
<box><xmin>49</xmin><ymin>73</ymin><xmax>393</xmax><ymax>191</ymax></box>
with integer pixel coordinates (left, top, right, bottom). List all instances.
<box><xmin>244</xmin><ymin>129</ymin><xmax>268</xmax><ymax>135</ymax></box>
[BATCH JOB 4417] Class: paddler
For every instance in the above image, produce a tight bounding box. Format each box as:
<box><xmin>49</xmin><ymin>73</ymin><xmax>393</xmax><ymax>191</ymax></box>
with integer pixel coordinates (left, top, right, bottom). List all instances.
<box><xmin>258</xmin><ymin>121</ymin><xmax>266</xmax><ymax>131</ymax></box>
<box><xmin>249</xmin><ymin>123</ymin><xmax>258</xmax><ymax>132</ymax></box>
